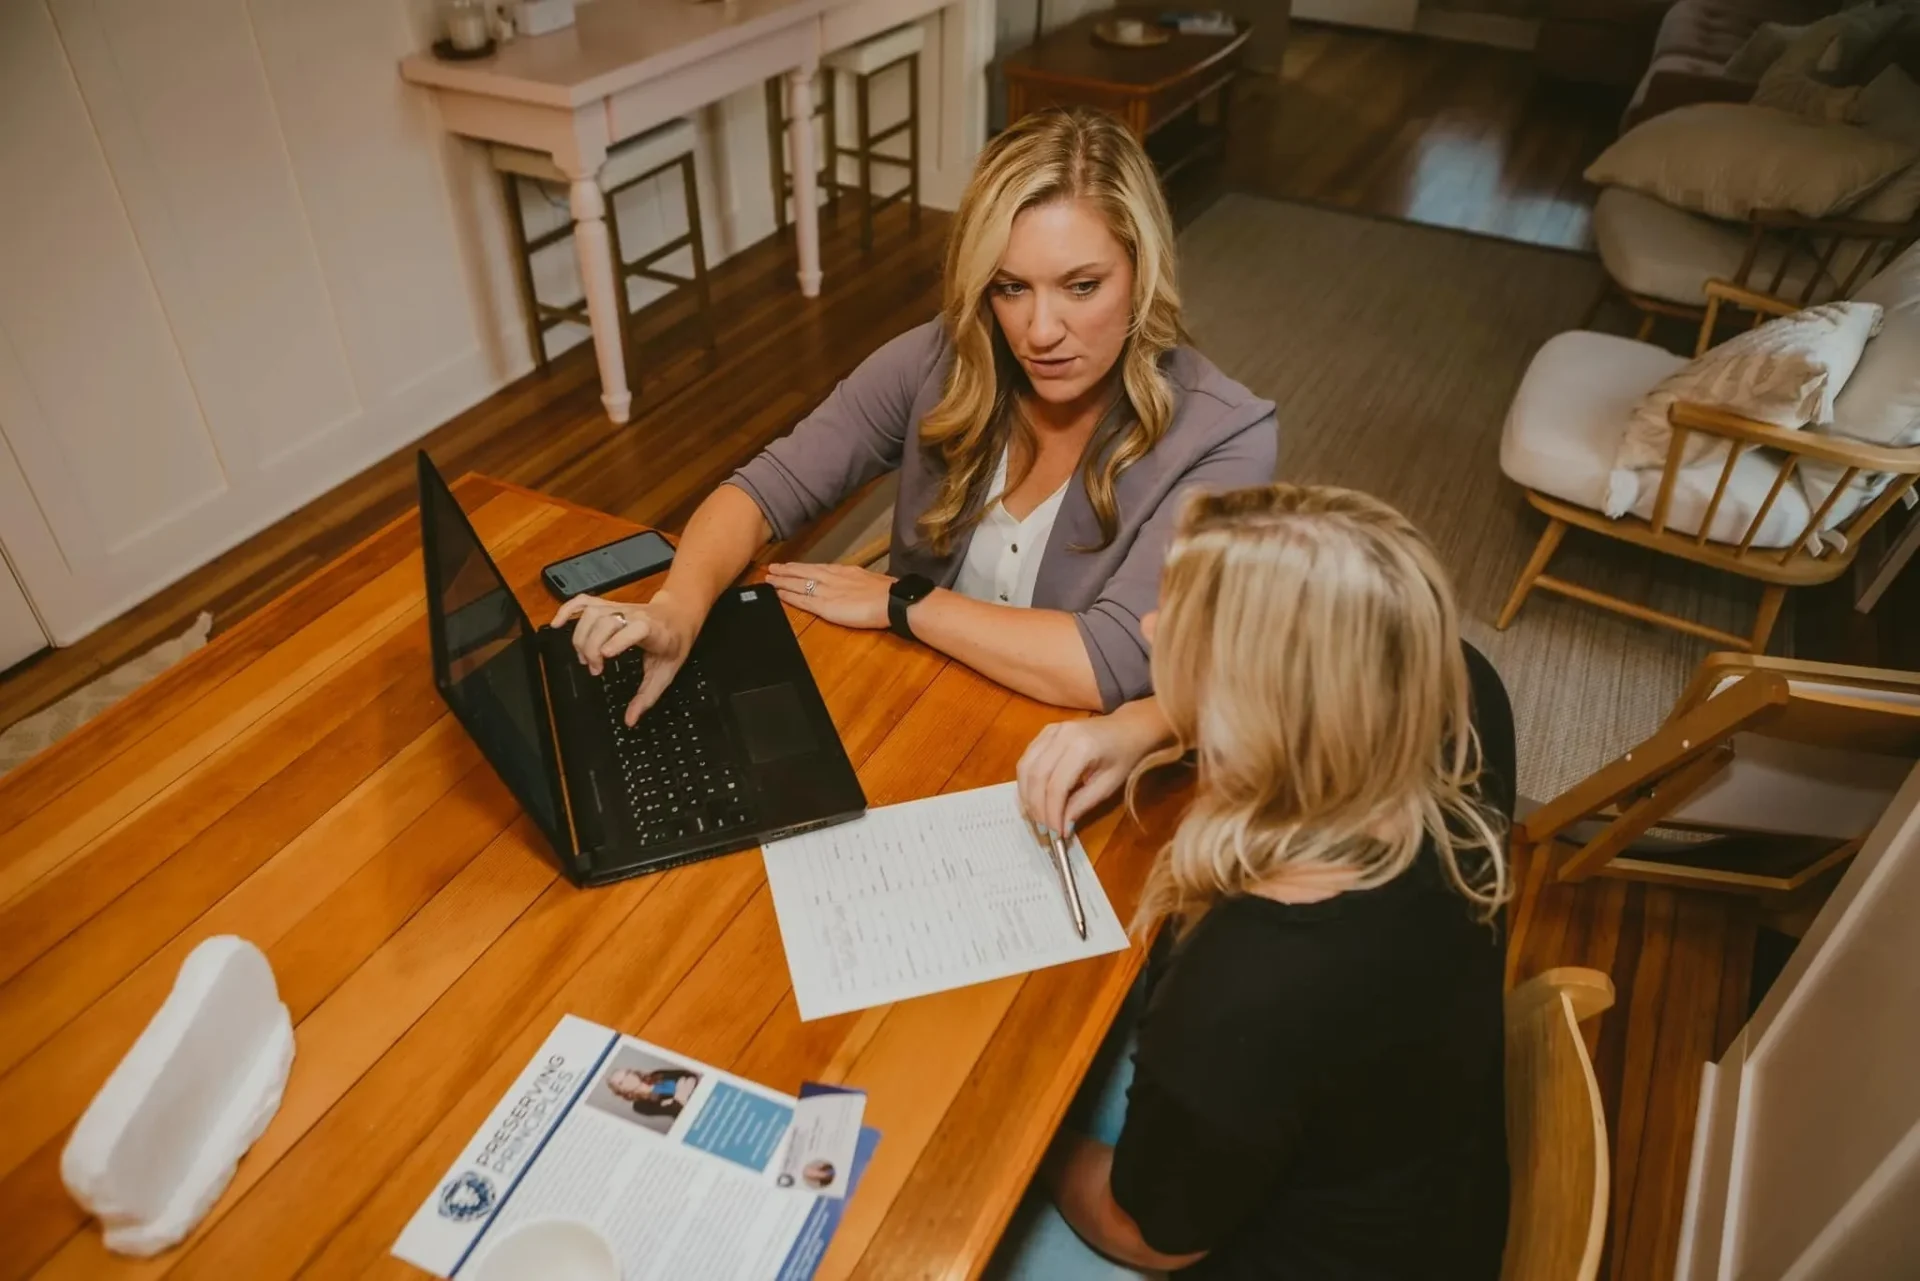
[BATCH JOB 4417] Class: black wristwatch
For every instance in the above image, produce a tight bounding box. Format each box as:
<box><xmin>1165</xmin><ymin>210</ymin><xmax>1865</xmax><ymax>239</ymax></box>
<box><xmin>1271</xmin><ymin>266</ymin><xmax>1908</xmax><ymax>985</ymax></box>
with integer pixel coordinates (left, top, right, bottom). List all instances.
<box><xmin>888</xmin><ymin>574</ymin><xmax>936</xmax><ymax>640</ymax></box>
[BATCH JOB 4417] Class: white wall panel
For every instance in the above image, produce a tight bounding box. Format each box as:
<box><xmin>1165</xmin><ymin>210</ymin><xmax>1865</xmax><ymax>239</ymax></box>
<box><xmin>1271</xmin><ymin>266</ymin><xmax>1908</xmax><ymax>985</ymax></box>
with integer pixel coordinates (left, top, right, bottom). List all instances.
<box><xmin>0</xmin><ymin>1</ymin><xmax>225</xmax><ymax>566</ymax></box>
<box><xmin>0</xmin><ymin>548</ymin><xmax>47</xmax><ymax>673</ymax></box>
<box><xmin>247</xmin><ymin>0</ymin><xmax>486</xmax><ymax>416</ymax></box>
<box><xmin>49</xmin><ymin>0</ymin><xmax>363</xmax><ymax>474</ymax></box>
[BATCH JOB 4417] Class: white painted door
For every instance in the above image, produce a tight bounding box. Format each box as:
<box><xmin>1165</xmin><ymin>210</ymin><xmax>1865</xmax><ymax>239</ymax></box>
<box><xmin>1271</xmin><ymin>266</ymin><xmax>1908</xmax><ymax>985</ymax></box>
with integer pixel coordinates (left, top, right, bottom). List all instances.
<box><xmin>1678</xmin><ymin>763</ymin><xmax>1920</xmax><ymax>1280</ymax></box>
<box><xmin>0</xmin><ymin>0</ymin><xmax>514</xmax><ymax>646</ymax></box>
<box><xmin>0</xmin><ymin>553</ymin><xmax>48</xmax><ymax>673</ymax></box>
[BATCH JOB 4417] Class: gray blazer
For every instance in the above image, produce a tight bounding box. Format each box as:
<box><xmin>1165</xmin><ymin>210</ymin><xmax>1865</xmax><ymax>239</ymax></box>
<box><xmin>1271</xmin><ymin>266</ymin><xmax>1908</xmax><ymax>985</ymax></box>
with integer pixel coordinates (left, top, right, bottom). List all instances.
<box><xmin>729</xmin><ymin>321</ymin><xmax>1279</xmax><ymax>710</ymax></box>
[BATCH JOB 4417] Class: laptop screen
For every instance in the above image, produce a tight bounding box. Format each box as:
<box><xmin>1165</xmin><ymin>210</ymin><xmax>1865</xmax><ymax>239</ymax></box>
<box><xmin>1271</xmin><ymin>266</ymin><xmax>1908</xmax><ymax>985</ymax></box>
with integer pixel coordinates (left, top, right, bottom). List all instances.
<box><xmin>417</xmin><ymin>453</ymin><xmax>573</xmax><ymax>861</ymax></box>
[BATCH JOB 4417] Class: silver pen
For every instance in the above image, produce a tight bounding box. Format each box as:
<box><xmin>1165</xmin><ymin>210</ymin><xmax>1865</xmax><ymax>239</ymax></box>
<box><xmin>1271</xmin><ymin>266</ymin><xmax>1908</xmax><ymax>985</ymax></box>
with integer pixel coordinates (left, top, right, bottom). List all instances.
<box><xmin>1047</xmin><ymin>828</ymin><xmax>1088</xmax><ymax>940</ymax></box>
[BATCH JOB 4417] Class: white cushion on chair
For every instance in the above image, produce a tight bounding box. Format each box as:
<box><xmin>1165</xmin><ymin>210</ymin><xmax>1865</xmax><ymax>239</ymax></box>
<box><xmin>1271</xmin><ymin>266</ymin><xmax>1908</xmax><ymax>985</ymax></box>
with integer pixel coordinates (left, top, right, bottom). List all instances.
<box><xmin>1500</xmin><ymin>331</ymin><xmax>1814</xmax><ymax>548</ymax></box>
<box><xmin>1592</xmin><ymin>187</ymin><xmax>1823</xmax><ymax>308</ymax></box>
<box><xmin>824</xmin><ymin>22</ymin><xmax>925</xmax><ymax>75</ymax></box>
<box><xmin>491</xmin><ymin>118</ymin><xmax>696</xmax><ymax>190</ymax></box>
<box><xmin>1800</xmin><ymin>240</ymin><xmax>1920</xmax><ymax>528</ymax></box>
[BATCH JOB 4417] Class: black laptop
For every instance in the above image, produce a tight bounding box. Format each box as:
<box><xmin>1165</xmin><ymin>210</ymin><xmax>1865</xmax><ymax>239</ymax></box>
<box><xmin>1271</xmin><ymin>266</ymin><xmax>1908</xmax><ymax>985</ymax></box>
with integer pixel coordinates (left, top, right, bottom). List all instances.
<box><xmin>417</xmin><ymin>453</ymin><xmax>867</xmax><ymax>886</ymax></box>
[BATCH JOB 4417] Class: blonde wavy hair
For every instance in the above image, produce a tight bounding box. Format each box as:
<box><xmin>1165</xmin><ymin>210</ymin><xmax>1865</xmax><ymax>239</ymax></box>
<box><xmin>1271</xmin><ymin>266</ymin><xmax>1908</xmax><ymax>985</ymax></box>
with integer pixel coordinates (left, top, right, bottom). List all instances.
<box><xmin>1132</xmin><ymin>484</ymin><xmax>1510</xmax><ymax>937</ymax></box>
<box><xmin>916</xmin><ymin>107</ymin><xmax>1183</xmax><ymax>556</ymax></box>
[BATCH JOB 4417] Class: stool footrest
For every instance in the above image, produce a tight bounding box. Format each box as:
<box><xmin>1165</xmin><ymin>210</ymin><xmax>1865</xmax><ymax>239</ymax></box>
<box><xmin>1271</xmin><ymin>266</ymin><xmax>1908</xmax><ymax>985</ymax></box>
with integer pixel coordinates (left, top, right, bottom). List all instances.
<box><xmin>632</xmin><ymin>267</ymin><xmax>695</xmax><ymax>290</ymax></box>
<box><xmin>535</xmin><ymin>300</ymin><xmax>590</xmax><ymax>327</ymax></box>
<box><xmin>526</xmin><ymin>223</ymin><xmax>575</xmax><ymax>254</ymax></box>
<box><xmin>849</xmin><ymin>151</ymin><xmax>914</xmax><ymax>172</ymax></box>
<box><xmin>629</xmin><ymin>232</ymin><xmax>695</xmax><ymax>270</ymax></box>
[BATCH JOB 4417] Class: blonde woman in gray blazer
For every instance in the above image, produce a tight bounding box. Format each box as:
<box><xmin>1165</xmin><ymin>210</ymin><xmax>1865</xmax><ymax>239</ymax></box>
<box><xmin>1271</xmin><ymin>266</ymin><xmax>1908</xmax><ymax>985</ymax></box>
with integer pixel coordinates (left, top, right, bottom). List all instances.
<box><xmin>556</xmin><ymin>107</ymin><xmax>1277</xmax><ymax>718</ymax></box>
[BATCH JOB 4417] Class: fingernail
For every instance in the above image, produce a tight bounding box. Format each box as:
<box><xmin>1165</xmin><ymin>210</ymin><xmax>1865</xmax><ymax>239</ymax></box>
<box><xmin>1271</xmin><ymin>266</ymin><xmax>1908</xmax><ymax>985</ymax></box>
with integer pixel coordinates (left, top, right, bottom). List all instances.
<box><xmin>1039</xmin><ymin>824</ymin><xmax>1054</xmax><ymax>839</ymax></box>
<box><xmin>1064</xmin><ymin>821</ymin><xmax>1075</xmax><ymax>837</ymax></box>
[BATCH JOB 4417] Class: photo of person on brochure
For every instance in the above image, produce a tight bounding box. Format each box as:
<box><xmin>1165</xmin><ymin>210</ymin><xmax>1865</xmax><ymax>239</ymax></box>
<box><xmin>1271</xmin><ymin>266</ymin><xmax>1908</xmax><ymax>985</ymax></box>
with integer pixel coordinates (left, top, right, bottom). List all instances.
<box><xmin>587</xmin><ymin>1045</ymin><xmax>704</xmax><ymax>1135</ymax></box>
<box><xmin>778</xmin><ymin>1159</ymin><xmax>840</xmax><ymax>1192</ymax></box>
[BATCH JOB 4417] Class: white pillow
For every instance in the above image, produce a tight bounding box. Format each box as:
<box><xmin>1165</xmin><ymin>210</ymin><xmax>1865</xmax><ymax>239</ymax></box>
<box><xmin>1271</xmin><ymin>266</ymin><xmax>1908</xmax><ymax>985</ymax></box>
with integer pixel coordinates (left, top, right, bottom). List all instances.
<box><xmin>1608</xmin><ymin>301</ymin><xmax>1885</xmax><ymax>516</ymax></box>
<box><xmin>1585</xmin><ymin>104</ymin><xmax>1917</xmax><ymax>222</ymax></box>
<box><xmin>1799</xmin><ymin>242</ymin><xmax>1920</xmax><ymax>528</ymax></box>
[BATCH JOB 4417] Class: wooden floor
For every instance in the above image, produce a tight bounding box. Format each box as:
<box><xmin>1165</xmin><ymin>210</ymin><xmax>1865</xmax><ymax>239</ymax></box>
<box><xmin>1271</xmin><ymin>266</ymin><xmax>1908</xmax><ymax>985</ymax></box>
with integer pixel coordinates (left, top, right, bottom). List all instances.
<box><xmin>1225</xmin><ymin>24</ymin><xmax>1622</xmax><ymax>251</ymax></box>
<box><xmin>0</xmin><ymin>28</ymin><xmax>1822</xmax><ymax>1281</ymax></box>
<box><xmin>1508</xmin><ymin>841</ymin><xmax>1754</xmax><ymax>1281</ymax></box>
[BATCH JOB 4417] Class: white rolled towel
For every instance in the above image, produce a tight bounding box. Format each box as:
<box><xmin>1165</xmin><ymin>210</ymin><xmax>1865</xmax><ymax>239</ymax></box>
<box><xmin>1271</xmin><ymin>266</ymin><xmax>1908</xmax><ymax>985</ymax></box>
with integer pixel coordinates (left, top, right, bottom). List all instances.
<box><xmin>61</xmin><ymin>935</ymin><xmax>295</xmax><ymax>1256</ymax></box>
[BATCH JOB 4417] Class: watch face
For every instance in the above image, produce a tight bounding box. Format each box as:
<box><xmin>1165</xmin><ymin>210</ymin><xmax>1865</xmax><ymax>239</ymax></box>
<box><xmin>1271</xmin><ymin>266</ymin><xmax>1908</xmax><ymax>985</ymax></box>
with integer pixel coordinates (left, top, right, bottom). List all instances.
<box><xmin>892</xmin><ymin>574</ymin><xmax>935</xmax><ymax>604</ymax></box>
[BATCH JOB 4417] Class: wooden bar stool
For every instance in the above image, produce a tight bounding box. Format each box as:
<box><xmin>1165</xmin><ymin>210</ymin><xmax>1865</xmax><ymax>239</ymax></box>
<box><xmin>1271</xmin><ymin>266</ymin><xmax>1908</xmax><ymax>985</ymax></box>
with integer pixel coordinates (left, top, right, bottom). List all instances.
<box><xmin>494</xmin><ymin>118</ymin><xmax>716</xmax><ymax>377</ymax></box>
<box><xmin>764</xmin><ymin>71</ymin><xmax>838</xmax><ymax>234</ymax></box>
<box><xmin>825</xmin><ymin>24</ymin><xmax>923</xmax><ymax>254</ymax></box>
<box><xmin>767</xmin><ymin>26</ymin><xmax>923</xmax><ymax>255</ymax></box>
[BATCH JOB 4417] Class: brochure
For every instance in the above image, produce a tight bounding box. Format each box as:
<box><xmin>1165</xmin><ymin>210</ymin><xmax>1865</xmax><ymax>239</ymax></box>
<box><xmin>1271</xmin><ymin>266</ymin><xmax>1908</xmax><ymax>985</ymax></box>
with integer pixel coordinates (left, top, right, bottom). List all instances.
<box><xmin>393</xmin><ymin>1016</ymin><xmax>878</xmax><ymax>1280</ymax></box>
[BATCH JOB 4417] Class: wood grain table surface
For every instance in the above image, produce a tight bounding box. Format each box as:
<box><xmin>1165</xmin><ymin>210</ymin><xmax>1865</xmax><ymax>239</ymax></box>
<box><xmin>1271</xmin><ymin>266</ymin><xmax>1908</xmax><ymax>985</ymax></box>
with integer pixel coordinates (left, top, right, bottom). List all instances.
<box><xmin>0</xmin><ymin>474</ymin><xmax>1184</xmax><ymax>1281</ymax></box>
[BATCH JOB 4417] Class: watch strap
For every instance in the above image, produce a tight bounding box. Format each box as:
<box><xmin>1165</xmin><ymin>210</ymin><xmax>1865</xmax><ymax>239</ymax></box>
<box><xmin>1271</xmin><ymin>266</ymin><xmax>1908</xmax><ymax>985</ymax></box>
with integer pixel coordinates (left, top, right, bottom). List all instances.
<box><xmin>888</xmin><ymin>574</ymin><xmax>933</xmax><ymax>640</ymax></box>
<box><xmin>888</xmin><ymin>591</ymin><xmax>914</xmax><ymax>640</ymax></box>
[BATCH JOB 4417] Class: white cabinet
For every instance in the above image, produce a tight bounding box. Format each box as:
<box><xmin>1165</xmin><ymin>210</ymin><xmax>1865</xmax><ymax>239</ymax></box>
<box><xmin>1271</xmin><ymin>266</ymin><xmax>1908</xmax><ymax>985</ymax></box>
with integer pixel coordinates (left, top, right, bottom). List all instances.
<box><xmin>0</xmin><ymin>554</ymin><xmax>48</xmax><ymax>673</ymax></box>
<box><xmin>1678</xmin><ymin>763</ymin><xmax>1920</xmax><ymax>1280</ymax></box>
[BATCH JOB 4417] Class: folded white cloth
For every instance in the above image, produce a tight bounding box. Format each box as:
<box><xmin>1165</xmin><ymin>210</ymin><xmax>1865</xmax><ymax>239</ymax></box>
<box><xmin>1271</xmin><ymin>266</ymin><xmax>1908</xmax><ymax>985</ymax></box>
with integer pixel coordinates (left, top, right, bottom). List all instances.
<box><xmin>61</xmin><ymin>936</ymin><xmax>294</xmax><ymax>1255</ymax></box>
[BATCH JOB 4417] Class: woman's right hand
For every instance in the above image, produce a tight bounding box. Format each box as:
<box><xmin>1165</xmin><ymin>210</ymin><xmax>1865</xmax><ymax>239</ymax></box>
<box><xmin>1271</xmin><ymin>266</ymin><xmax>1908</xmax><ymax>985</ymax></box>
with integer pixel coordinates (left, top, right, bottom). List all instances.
<box><xmin>1016</xmin><ymin>697</ymin><xmax>1177</xmax><ymax>837</ymax></box>
<box><xmin>552</xmin><ymin>591</ymin><xmax>701</xmax><ymax>725</ymax></box>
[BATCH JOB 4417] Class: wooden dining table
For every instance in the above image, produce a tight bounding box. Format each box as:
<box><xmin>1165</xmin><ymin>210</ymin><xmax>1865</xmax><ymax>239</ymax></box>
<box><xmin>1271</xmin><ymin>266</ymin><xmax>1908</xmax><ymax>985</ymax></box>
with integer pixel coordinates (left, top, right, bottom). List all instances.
<box><xmin>0</xmin><ymin>473</ymin><xmax>1181</xmax><ymax>1281</ymax></box>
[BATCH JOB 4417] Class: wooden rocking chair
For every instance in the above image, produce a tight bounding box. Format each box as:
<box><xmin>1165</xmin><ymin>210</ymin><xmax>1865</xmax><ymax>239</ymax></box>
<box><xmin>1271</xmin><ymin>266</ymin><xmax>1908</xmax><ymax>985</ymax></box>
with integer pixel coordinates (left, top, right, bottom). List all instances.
<box><xmin>1520</xmin><ymin>653</ymin><xmax>1920</xmax><ymax>893</ymax></box>
<box><xmin>1499</xmin><ymin>281</ymin><xmax>1920</xmax><ymax>654</ymax></box>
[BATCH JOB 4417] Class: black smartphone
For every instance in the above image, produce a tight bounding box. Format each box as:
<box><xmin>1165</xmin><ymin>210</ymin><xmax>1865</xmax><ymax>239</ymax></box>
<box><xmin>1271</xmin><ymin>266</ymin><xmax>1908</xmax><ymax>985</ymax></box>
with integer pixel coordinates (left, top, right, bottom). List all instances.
<box><xmin>541</xmin><ymin>531</ymin><xmax>676</xmax><ymax>599</ymax></box>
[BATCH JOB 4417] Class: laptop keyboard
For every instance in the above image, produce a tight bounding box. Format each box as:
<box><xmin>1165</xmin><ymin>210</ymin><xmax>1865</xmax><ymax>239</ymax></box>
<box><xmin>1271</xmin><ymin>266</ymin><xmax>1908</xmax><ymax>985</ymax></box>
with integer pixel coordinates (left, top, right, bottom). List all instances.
<box><xmin>599</xmin><ymin>652</ymin><xmax>757</xmax><ymax>847</ymax></box>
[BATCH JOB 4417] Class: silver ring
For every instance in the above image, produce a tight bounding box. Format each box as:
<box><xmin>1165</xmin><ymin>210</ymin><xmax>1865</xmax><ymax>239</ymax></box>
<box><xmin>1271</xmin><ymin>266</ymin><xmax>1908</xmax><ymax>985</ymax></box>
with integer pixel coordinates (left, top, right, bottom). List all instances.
<box><xmin>805</xmin><ymin>580</ymin><xmax>817</xmax><ymax>596</ymax></box>
<box><xmin>611</xmin><ymin>612</ymin><xmax>627</xmax><ymax>625</ymax></box>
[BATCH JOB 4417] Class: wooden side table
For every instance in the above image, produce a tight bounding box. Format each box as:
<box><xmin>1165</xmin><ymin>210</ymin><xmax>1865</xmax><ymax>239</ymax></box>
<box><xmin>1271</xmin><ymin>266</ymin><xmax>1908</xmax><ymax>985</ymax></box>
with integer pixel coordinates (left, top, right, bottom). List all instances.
<box><xmin>1003</xmin><ymin>8</ymin><xmax>1253</xmax><ymax>178</ymax></box>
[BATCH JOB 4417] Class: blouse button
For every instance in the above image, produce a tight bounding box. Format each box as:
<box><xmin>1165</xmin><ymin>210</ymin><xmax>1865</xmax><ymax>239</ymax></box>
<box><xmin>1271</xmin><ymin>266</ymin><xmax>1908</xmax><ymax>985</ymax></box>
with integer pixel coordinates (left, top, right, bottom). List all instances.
<box><xmin>999</xmin><ymin>594</ymin><xmax>1009</xmax><ymax>602</ymax></box>
<box><xmin>1011</xmin><ymin>543</ymin><xmax>1019</xmax><ymax>553</ymax></box>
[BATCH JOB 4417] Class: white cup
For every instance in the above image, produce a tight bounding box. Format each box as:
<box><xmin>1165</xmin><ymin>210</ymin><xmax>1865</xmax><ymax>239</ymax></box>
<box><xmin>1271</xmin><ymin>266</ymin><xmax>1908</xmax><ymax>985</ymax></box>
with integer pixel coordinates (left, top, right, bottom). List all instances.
<box><xmin>1113</xmin><ymin>17</ymin><xmax>1146</xmax><ymax>41</ymax></box>
<box><xmin>469</xmin><ymin>1218</ymin><xmax>621</xmax><ymax>1281</ymax></box>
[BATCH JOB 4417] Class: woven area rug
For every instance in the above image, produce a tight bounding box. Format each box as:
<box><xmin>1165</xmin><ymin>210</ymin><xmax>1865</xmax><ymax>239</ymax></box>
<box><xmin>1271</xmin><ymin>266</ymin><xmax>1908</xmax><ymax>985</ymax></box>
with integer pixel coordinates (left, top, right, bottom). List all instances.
<box><xmin>0</xmin><ymin>612</ymin><xmax>212</xmax><ymax>776</ymax></box>
<box><xmin>1181</xmin><ymin>195</ymin><xmax>1783</xmax><ymax>801</ymax></box>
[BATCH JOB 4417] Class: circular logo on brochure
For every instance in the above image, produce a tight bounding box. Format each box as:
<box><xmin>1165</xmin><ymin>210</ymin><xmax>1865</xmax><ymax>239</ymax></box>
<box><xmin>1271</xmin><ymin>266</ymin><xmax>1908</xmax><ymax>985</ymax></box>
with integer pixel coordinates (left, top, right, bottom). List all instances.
<box><xmin>437</xmin><ymin>1171</ymin><xmax>497</xmax><ymax>1222</ymax></box>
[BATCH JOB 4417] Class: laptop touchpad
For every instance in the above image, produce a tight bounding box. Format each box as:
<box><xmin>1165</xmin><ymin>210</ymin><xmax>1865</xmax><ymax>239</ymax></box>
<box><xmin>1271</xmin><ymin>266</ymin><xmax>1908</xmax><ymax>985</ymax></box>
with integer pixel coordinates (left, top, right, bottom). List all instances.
<box><xmin>731</xmin><ymin>683</ymin><xmax>817</xmax><ymax>764</ymax></box>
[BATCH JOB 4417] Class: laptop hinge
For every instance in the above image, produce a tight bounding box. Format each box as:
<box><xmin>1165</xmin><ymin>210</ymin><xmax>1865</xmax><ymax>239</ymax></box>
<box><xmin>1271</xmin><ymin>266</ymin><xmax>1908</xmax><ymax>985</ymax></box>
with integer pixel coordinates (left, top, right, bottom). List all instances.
<box><xmin>535</xmin><ymin>631</ymin><xmax>608</xmax><ymax>874</ymax></box>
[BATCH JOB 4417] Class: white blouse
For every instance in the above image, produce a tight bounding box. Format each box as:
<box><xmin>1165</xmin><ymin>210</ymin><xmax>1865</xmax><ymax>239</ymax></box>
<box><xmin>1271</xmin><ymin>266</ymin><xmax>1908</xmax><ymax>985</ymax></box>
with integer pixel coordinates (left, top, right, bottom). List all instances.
<box><xmin>953</xmin><ymin>447</ymin><xmax>1069</xmax><ymax>608</ymax></box>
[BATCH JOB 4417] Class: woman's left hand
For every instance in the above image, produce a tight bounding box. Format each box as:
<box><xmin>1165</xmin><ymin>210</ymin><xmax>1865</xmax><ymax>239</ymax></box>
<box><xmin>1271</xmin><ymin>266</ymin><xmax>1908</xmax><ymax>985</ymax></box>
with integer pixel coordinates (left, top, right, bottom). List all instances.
<box><xmin>765</xmin><ymin>562</ymin><xmax>895</xmax><ymax>630</ymax></box>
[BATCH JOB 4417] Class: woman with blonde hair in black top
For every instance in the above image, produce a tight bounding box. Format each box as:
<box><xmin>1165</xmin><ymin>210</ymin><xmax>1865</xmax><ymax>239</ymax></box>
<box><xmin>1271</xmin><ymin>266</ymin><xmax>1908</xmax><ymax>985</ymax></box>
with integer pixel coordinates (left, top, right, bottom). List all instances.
<box><xmin>992</xmin><ymin>483</ymin><xmax>1515</xmax><ymax>1280</ymax></box>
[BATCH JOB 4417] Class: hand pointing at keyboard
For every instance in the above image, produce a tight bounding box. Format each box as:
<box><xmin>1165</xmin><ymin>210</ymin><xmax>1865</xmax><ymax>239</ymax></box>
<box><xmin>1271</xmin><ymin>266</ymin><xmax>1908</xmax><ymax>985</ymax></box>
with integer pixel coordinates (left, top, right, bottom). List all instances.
<box><xmin>553</xmin><ymin>591</ymin><xmax>697</xmax><ymax>726</ymax></box>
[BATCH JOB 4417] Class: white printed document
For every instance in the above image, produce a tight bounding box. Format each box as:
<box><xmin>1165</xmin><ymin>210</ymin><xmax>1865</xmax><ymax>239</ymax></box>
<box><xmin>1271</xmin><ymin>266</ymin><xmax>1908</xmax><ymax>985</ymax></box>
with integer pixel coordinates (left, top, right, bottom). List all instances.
<box><xmin>761</xmin><ymin>782</ymin><xmax>1130</xmax><ymax>1021</ymax></box>
<box><xmin>393</xmin><ymin>1017</ymin><xmax>878</xmax><ymax>1280</ymax></box>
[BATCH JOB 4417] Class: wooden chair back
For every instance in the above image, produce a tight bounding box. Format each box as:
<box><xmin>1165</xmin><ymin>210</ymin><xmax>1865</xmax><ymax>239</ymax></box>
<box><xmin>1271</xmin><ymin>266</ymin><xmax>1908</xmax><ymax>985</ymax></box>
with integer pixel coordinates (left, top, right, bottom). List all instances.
<box><xmin>1501</xmin><ymin>279</ymin><xmax>1920</xmax><ymax>655</ymax></box>
<box><xmin>1501</xmin><ymin>967</ymin><xmax>1615</xmax><ymax>1281</ymax></box>
<box><xmin>1674</xmin><ymin>653</ymin><xmax>1920</xmax><ymax>754</ymax></box>
<box><xmin>1735</xmin><ymin>210</ymin><xmax>1919</xmax><ymax>308</ymax></box>
<box><xmin>1650</xmin><ymin>282</ymin><xmax>1920</xmax><ymax>577</ymax></box>
<box><xmin>1522</xmin><ymin>655</ymin><xmax>1920</xmax><ymax>890</ymax></box>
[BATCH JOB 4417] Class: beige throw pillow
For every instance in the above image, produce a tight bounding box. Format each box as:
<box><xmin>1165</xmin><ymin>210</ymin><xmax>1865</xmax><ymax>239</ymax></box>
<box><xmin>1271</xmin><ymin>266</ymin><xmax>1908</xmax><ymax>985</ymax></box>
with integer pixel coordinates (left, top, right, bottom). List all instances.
<box><xmin>1849</xmin><ymin>66</ymin><xmax>1920</xmax><ymax>221</ymax></box>
<box><xmin>1800</xmin><ymin>243</ymin><xmax>1920</xmax><ymax>529</ymax></box>
<box><xmin>1754</xmin><ymin>7</ymin><xmax>1909</xmax><ymax>122</ymax></box>
<box><xmin>1724</xmin><ymin>22</ymin><xmax>1807</xmax><ymax>81</ymax></box>
<box><xmin>1607</xmin><ymin>301</ymin><xmax>1886</xmax><ymax>519</ymax></box>
<box><xmin>1584</xmin><ymin>105</ymin><xmax>1916</xmax><ymax>222</ymax></box>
